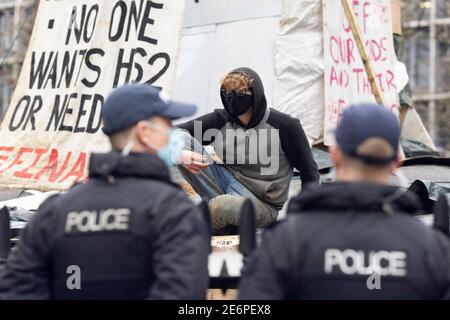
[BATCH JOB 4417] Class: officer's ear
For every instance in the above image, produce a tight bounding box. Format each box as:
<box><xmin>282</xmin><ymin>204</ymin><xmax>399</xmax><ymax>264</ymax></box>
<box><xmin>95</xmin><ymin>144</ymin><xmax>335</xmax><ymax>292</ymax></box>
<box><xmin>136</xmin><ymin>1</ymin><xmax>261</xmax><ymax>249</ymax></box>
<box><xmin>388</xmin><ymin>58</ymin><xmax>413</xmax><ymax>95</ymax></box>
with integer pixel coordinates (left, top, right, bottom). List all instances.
<box><xmin>330</xmin><ymin>145</ymin><xmax>342</xmax><ymax>169</ymax></box>
<box><xmin>389</xmin><ymin>158</ymin><xmax>400</xmax><ymax>174</ymax></box>
<box><xmin>135</xmin><ymin>121</ymin><xmax>152</xmax><ymax>148</ymax></box>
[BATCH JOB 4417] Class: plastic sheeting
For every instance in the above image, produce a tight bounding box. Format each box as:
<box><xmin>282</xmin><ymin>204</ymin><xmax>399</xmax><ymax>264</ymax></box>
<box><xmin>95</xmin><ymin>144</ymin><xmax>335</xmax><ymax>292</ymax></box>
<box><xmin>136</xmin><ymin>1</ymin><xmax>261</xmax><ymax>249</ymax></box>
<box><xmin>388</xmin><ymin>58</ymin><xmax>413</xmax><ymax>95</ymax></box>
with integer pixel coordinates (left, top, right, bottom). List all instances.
<box><xmin>273</xmin><ymin>0</ymin><xmax>324</xmax><ymax>145</ymax></box>
<box><xmin>401</xmin><ymin>107</ymin><xmax>436</xmax><ymax>149</ymax></box>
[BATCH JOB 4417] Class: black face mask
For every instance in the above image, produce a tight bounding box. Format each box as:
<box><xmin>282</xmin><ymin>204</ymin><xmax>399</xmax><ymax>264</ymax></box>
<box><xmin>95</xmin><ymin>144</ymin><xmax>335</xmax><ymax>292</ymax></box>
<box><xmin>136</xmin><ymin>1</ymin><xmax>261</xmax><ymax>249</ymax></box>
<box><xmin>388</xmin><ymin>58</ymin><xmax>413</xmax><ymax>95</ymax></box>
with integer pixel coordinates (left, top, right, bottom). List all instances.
<box><xmin>221</xmin><ymin>91</ymin><xmax>254</xmax><ymax>117</ymax></box>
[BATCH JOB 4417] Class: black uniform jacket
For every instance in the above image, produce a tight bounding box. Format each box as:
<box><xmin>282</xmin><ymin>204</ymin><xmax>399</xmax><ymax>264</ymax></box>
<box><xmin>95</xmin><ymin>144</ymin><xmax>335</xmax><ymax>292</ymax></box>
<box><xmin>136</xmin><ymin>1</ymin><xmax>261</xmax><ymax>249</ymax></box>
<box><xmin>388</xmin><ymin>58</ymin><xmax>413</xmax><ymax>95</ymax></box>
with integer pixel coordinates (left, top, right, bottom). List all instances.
<box><xmin>0</xmin><ymin>152</ymin><xmax>209</xmax><ymax>300</ymax></box>
<box><xmin>239</xmin><ymin>183</ymin><xmax>450</xmax><ymax>300</ymax></box>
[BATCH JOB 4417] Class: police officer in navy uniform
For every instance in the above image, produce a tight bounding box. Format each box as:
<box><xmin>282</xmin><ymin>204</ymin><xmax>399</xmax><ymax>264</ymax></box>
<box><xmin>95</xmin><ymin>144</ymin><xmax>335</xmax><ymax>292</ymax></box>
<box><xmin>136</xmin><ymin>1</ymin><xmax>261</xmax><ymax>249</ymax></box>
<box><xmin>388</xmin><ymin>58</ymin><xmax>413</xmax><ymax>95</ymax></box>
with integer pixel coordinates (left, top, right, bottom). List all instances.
<box><xmin>239</xmin><ymin>104</ymin><xmax>450</xmax><ymax>300</ymax></box>
<box><xmin>0</xmin><ymin>85</ymin><xmax>209</xmax><ymax>300</ymax></box>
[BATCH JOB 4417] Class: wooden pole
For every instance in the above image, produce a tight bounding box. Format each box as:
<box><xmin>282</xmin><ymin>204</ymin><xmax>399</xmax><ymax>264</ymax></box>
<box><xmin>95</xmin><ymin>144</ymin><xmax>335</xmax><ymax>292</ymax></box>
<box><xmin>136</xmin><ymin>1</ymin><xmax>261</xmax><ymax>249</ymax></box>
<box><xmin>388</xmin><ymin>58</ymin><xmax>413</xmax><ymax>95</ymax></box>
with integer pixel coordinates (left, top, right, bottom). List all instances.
<box><xmin>341</xmin><ymin>0</ymin><xmax>386</xmax><ymax>106</ymax></box>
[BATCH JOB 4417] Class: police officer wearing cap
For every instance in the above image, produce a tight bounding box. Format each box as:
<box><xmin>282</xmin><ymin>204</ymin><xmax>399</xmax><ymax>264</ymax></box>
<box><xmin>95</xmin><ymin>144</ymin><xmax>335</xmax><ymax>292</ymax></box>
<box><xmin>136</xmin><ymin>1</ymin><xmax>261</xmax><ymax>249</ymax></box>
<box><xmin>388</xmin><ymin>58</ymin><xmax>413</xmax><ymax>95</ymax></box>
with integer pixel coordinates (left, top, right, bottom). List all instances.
<box><xmin>0</xmin><ymin>84</ymin><xmax>209</xmax><ymax>300</ymax></box>
<box><xmin>239</xmin><ymin>104</ymin><xmax>450</xmax><ymax>300</ymax></box>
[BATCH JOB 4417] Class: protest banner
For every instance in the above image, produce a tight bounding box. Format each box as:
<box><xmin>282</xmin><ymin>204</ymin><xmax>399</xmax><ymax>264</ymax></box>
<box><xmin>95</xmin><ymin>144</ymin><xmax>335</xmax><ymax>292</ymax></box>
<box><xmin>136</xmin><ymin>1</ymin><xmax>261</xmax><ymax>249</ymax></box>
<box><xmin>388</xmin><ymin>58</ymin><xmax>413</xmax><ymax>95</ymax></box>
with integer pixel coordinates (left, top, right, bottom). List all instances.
<box><xmin>323</xmin><ymin>0</ymin><xmax>400</xmax><ymax>145</ymax></box>
<box><xmin>0</xmin><ymin>0</ymin><xmax>186</xmax><ymax>190</ymax></box>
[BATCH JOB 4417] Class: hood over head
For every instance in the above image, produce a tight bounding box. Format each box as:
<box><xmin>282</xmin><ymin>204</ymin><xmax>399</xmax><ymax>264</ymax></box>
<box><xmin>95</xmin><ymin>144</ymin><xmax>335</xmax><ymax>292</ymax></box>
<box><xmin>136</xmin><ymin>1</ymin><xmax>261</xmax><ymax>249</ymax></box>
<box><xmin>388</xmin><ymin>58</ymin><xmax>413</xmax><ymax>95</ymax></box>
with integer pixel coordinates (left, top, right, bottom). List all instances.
<box><xmin>220</xmin><ymin>67</ymin><xmax>267</xmax><ymax>128</ymax></box>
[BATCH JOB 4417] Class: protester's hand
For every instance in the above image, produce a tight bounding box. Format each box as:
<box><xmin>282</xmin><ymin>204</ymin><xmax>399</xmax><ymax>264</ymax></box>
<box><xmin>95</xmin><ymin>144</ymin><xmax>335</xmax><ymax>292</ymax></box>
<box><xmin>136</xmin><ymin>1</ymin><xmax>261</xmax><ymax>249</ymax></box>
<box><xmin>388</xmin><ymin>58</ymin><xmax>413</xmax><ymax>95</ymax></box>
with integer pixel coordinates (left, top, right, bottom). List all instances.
<box><xmin>180</xmin><ymin>151</ymin><xmax>209</xmax><ymax>175</ymax></box>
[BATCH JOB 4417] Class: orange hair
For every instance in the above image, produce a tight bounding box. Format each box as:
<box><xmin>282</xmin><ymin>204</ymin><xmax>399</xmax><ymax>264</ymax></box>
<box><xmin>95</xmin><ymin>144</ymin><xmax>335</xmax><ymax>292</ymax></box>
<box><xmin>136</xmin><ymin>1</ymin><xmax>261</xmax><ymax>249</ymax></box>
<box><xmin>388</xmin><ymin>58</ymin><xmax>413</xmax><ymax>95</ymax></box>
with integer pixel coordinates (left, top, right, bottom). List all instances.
<box><xmin>221</xmin><ymin>73</ymin><xmax>253</xmax><ymax>92</ymax></box>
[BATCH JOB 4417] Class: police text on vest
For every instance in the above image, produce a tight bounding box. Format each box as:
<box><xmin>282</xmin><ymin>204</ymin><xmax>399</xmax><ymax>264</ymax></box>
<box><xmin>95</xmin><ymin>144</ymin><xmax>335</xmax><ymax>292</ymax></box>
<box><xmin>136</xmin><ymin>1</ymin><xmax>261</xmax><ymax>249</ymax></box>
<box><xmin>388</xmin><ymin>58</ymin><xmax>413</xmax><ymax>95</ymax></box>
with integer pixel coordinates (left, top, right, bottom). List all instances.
<box><xmin>65</xmin><ymin>209</ymin><xmax>130</xmax><ymax>233</ymax></box>
<box><xmin>324</xmin><ymin>248</ymin><xmax>407</xmax><ymax>276</ymax></box>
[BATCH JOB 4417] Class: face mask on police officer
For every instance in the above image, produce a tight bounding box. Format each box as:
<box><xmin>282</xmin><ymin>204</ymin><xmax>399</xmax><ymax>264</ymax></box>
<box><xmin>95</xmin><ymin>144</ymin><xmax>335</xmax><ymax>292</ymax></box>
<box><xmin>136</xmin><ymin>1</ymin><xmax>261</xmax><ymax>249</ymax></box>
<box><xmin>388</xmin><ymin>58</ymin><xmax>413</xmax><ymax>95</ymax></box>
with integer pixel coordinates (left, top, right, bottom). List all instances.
<box><xmin>221</xmin><ymin>89</ymin><xmax>254</xmax><ymax>117</ymax></box>
<box><xmin>145</xmin><ymin>122</ymin><xmax>184</xmax><ymax>167</ymax></box>
<box><xmin>122</xmin><ymin>121</ymin><xmax>184</xmax><ymax>168</ymax></box>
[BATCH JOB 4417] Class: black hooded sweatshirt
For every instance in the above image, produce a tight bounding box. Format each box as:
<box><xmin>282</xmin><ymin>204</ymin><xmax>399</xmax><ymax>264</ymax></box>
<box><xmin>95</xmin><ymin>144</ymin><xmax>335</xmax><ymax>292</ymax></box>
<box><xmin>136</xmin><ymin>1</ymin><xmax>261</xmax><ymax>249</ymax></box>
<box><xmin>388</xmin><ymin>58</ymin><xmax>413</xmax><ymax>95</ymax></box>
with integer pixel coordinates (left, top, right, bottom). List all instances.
<box><xmin>179</xmin><ymin>67</ymin><xmax>319</xmax><ymax>210</ymax></box>
<box><xmin>239</xmin><ymin>183</ymin><xmax>450</xmax><ymax>300</ymax></box>
<box><xmin>0</xmin><ymin>152</ymin><xmax>209</xmax><ymax>300</ymax></box>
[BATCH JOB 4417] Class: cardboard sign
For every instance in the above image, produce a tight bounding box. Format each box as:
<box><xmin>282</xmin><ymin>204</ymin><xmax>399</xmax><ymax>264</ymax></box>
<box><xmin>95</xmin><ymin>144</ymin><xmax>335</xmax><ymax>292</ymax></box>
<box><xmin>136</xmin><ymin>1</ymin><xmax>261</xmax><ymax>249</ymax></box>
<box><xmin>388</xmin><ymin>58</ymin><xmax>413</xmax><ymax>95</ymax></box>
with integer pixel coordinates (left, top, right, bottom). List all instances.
<box><xmin>0</xmin><ymin>0</ymin><xmax>186</xmax><ymax>190</ymax></box>
<box><xmin>323</xmin><ymin>0</ymin><xmax>400</xmax><ymax>145</ymax></box>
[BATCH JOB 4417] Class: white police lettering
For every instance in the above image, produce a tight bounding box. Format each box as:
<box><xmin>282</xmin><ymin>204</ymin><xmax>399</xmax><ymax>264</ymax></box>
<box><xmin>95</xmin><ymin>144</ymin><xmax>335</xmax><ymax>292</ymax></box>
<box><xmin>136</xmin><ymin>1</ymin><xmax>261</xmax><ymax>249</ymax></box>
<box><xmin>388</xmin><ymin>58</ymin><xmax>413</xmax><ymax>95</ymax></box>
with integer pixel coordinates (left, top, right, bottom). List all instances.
<box><xmin>65</xmin><ymin>209</ymin><xmax>130</xmax><ymax>233</ymax></box>
<box><xmin>324</xmin><ymin>248</ymin><xmax>407</xmax><ymax>277</ymax></box>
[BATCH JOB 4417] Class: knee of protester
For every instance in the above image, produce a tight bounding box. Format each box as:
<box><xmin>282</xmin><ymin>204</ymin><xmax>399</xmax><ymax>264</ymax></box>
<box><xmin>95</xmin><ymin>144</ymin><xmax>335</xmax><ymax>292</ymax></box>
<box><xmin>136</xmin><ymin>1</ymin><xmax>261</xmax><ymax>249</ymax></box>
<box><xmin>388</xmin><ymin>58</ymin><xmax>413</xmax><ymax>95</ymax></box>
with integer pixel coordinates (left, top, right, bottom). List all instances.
<box><xmin>209</xmin><ymin>194</ymin><xmax>246</xmax><ymax>212</ymax></box>
<box><xmin>209</xmin><ymin>195</ymin><xmax>245</xmax><ymax>220</ymax></box>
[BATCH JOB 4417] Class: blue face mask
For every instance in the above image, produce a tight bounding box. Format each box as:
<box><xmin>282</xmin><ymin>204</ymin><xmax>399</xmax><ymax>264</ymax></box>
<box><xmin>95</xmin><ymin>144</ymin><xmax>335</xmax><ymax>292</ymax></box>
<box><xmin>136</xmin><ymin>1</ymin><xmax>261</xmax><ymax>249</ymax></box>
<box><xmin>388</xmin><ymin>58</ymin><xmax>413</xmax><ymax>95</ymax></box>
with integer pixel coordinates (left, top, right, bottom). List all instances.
<box><xmin>145</xmin><ymin>123</ymin><xmax>184</xmax><ymax>168</ymax></box>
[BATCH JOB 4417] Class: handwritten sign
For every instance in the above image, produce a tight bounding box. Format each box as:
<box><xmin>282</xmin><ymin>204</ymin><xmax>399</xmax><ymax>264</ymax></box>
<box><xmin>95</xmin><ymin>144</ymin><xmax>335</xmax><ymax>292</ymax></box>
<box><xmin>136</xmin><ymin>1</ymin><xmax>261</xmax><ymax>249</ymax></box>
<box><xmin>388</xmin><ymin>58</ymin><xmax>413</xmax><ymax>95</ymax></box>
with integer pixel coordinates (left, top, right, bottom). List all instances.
<box><xmin>0</xmin><ymin>0</ymin><xmax>186</xmax><ymax>190</ymax></box>
<box><xmin>323</xmin><ymin>0</ymin><xmax>399</xmax><ymax>145</ymax></box>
